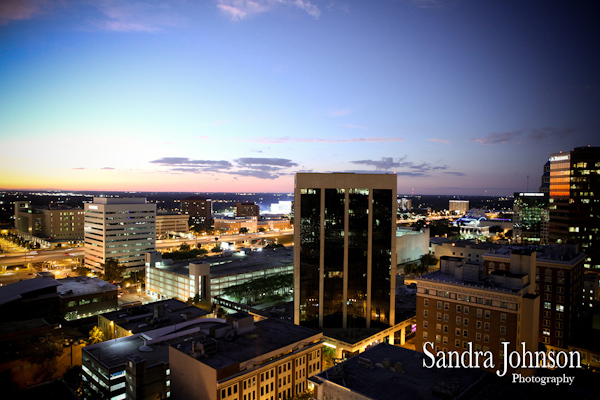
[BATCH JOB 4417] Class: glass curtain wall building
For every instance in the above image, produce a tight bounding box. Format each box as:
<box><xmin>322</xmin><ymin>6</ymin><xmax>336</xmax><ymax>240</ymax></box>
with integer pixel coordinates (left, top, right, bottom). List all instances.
<box><xmin>513</xmin><ymin>192</ymin><xmax>549</xmax><ymax>245</ymax></box>
<box><xmin>549</xmin><ymin>147</ymin><xmax>600</xmax><ymax>269</ymax></box>
<box><xmin>294</xmin><ymin>173</ymin><xmax>397</xmax><ymax>330</ymax></box>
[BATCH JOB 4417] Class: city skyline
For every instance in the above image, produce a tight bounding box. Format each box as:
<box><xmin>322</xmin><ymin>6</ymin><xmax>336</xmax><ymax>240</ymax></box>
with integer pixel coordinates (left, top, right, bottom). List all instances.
<box><xmin>1</xmin><ymin>1</ymin><xmax>599</xmax><ymax>195</ymax></box>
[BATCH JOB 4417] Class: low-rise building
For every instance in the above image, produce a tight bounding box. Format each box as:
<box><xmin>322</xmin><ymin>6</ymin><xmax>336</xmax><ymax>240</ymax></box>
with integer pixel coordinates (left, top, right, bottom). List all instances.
<box><xmin>14</xmin><ymin>201</ymin><xmax>85</xmax><ymax>243</ymax></box>
<box><xmin>156</xmin><ymin>212</ymin><xmax>189</xmax><ymax>238</ymax></box>
<box><xmin>169</xmin><ymin>314</ymin><xmax>323</xmax><ymax>400</ymax></box>
<box><xmin>97</xmin><ymin>299</ymin><xmax>211</xmax><ymax>340</ymax></box>
<box><xmin>145</xmin><ymin>248</ymin><xmax>293</xmax><ymax>302</ymax></box>
<box><xmin>0</xmin><ymin>276</ymin><xmax>117</xmax><ymax>322</ymax></box>
<box><xmin>311</xmin><ymin>343</ymin><xmax>491</xmax><ymax>400</ymax></box>
<box><xmin>214</xmin><ymin>216</ymin><xmax>258</xmax><ymax>234</ymax></box>
<box><xmin>396</xmin><ymin>226</ymin><xmax>429</xmax><ymax>265</ymax></box>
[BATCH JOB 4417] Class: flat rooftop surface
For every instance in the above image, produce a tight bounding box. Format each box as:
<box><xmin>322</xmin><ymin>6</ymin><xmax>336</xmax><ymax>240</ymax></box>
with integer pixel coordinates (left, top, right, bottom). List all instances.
<box><xmin>157</xmin><ymin>248</ymin><xmax>293</xmax><ymax>278</ymax></box>
<box><xmin>0</xmin><ymin>277</ymin><xmax>60</xmax><ymax>305</ymax></box>
<box><xmin>417</xmin><ymin>270</ymin><xmax>523</xmax><ymax>294</ymax></box>
<box><xmin>315</xmin><ymin>343</ymin><xmax>489</xmax><ymax>400</ymax></box>
<box><xmin>100</xmin><ymin>299</ymin><xmax>210</xmax><ymax>333</ymax></box>
<box><xmin>172</xmin><ymin>318</ymin><xmax>321</xmax><ymax>371</ymax></box>
<box><xmin>57</xmin><ymin>276</ymin><xmax>117</xmax><ymax>296</ymax></box>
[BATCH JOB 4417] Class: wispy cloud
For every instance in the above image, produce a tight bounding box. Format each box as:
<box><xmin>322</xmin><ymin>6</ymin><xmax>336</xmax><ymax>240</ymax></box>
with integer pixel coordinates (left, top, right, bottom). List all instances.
<box><xmin>149</xmin><ymin>156</ymin><xmax>297</xmax><ymax>179</ymax></box>
<box><xmin>243</xmin><ymin>136</ymin><xmax>404</xmax><ymax>144</ymax></box>
<box><xmin>72</xmin><ymin>167</ymin><xmax>87</xmax><ymax>170</ymax></box>
<box><xmin>217</xmin><ymin>0</ymin><xmax>320</xmax><ymax>21</ymax></box>
<box><xmin>328</xmin><ymin>108</ymin><xmax>352</xmax><ymax>117</ymax></box>
<box><xmin>101</xmin><ymin>167</ymin><xmax>115</xmax><ymax>170</ymax></box>
<box><xmin>351</xmin><ymin>157</ymin><xmax>448</xmax><ymax>174</ymax></box>
<box><xmin>0</xmin><ymin>0</ymin><xmax>48</xmax><ymax>25</ymax></box>
<box><xmin>236</xmin><ymin>157</ymin><xmax>298</xmax><ymax>168</ymax></box>
<box><xmin>149</xmin><ymin>157</ymin><xmax>233</xmax><ymax>168</ymax></box>
<box><xmin>95</xmin><ymin>0</ymin><xmax>185</xmax><ymax>32</ymax></box>
<box><xmin>474</xmin><ymin>127</ymin><xmax>575</xmax><ymax>145</ymax></box>
<box><xmin>443</xmin><ymin>171</ymin><xmax>465</xmax><ymax>176</ymax></box>
<box><xmin>428</xmin><ymin>138</ymin><xmax>450</xmax><ymax>144</ymax></box>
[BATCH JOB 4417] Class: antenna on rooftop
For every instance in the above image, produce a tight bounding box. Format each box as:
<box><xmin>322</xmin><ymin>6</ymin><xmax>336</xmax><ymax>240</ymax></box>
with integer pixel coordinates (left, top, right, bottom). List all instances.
<box><xmin>527</xmin><ymin>175</ymin><xmax>529</xmax><ymax>192</ymax></box>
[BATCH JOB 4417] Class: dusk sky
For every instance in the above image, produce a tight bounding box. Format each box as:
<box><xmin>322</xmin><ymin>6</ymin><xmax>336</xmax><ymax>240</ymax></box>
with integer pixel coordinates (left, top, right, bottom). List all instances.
<box><xmin>1</xmin><ymin>0</ymin><xmax>599</xmax><ymax>195</ymax></box>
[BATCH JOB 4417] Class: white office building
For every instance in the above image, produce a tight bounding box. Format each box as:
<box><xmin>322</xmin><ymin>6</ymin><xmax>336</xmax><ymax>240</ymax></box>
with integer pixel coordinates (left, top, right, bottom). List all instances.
<box><xmin>84</xmin><ymin>197</ymin><xmax>156</xmax><ymax>274</ymax></box>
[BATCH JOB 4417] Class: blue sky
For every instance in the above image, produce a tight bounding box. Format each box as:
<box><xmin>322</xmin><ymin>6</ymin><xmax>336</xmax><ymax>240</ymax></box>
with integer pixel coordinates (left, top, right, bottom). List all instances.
<box><xmin>0</xmin><ymin>0</ymin><xmax>598</xmax><ymax>195</ymax></box>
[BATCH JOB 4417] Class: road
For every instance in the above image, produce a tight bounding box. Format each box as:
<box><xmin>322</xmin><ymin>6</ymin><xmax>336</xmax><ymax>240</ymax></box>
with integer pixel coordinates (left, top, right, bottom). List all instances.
<box><xmin>0</xmin><ymin>230</ymin><xmax>294</xmax><ymax>271</ymax></box>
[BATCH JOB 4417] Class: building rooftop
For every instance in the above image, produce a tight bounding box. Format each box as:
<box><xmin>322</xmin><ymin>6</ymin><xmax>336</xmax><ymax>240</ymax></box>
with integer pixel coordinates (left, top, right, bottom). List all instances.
<box><xmin>84</xmin><ymin>318</ymin><xmax>226</xmax><ymax>370</ymax></box>
<box><xmin>56</xmin><ymin>276</ymin><xmax>117</xmax><ymax>297</ymax></box>
<box><xmin>155</xmin><ymin>247</ymin><xmax>293</xmax><ymax>279</ymax></box>
<box><xmin>483</xmin><ymin>244</ymin><xmax>585</xmax><ymax>264</ymax></box>
<box><xmin>0</xmin><ymin>277</ymin><xmax>61</xmax><ymax>306</ymax></box>
<box><xmin>170</xmin><ymin>317</ymin><xmax>321</xmax><ymax>373</ymax></box>
<box><xmin>99</xmin><ymin>299</ymin><xmax>210</xmax><ymax>334</ymax></box>
<box><xmin>429</xmin><ymin>238</ymin><xmax>504</xmax><ymax>251</ymax></box>
<box><xmin>313</xmin><ymin>343</ymin><xmax>489</xmax><ymax>400</ymax></box>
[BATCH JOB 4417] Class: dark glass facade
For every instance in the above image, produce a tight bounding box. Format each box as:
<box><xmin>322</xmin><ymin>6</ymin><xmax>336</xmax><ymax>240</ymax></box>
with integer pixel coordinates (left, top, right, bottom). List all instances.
<box><xmin>347</xmin><ymin>189</ymin><xmax>369</xmax><ymax>324</ymax></box>
<box><xmin>371</xmin><ymin>189</ymin><xmax>393</xmax><ymax>325</ymax></box>
<box><xmin>295</xmin><ymin>174</ymin><xmax>396</xmax><ymax>330</ymax></box>
<box><xmin>299</xmin><ymin>189</ymin><xmax>320</xmax><ymax>325</ymax></box>
<box><xmin>323</xmin><ymin>189</ymin><xmax>345</xmax><ymax>327</ymax></box>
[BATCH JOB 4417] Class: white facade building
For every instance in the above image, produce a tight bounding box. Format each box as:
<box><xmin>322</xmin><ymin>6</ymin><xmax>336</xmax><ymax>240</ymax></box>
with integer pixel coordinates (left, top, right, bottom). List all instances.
<box><xmin>84</xmin><ymin>197</ymin><xmax>156</xmax><ymax>274</ymax></box>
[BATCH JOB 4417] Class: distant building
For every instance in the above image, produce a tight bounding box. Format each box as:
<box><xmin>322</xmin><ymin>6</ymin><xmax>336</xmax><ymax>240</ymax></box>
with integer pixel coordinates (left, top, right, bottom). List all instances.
<box><xmin>234</xmin><ymin>202</ymin><xmax>260</xmax><ymax>217</ymax></box>
<box><xmin>270</xmin><ymin>200</ymin><xmax>293</xmax><ymax>214</ymax></box>
<box><xmin>539</xmin><ymin>160</ymin><xmax>550</xmax><ymax>194</ymax></box>
<box><xmin>214</xmin><ymin>216</ymin><xmax>258</xmax><ymax>234</ymax></box>
<box><xmin>14</xmin><ymin>201</ymin><xmax>84</xmax><ymax>243</ymax></box>
<box><xmin>169</xmin><ymin>314</ymin><xmax>323</xmax><ymax>400</ymax></box>
<box><xmin>449</xmin><ymin>200</ymin><xmax>469</xmax><ymax>215</ymax></box>
<box><xmin>181</xmin><ymin>196</ymin><xmax>212</xmax><ymax>230</ymax></box>
<box><xmin>549</xmin><ymin>146</ymin><xmax>600</xmax><ymax>269</ymax></box>
<box><xmin>84</xmin><ymin>197</ymin><xmax>156</xmax><ymax>274</ymax></box>
<box><xmin>156</xmin><ymin>212</ymin><xmax>189</xmax><ymax>238</ymax></box>
<box><xmin>145</xmin><ymin>248</ymin><xmax>293</xmax><ymax>302</ymax></box>
<box><xmin>430</xmin><ymin>238</ymin><xmax>503</xmax><ymax>264</ymax></box>
<box><xmin>415</xmin><ymin>251</ymin><xmax>540</xmax><ymax>376</ymax></box>
<box><xmin>257</xmin><ymin>218</ymin><xmax>291</xmax><ymax>231</ymax></box>
<box><xmin>97</xmin><ymin>299</ymin><xmax>211</xmax><ymax>341</ymax></box>
<box><xmin>513</xmin><ymin>192</ymin><xmax>549</xmax><ymax>245</ymax></box>
<box><xmin>396</xmin><ymin>227</ymin><xmax>429</xmax><ymax>266</ymax></box>
<box><xmin>397</xmin><ymin>197</ymin><xmax>412</xmax><ymax>211</ymax></box>
<box><xmin>294</xmin><ymin>173</ymin><xmax>397</xmax><ymax>331</ymax></box>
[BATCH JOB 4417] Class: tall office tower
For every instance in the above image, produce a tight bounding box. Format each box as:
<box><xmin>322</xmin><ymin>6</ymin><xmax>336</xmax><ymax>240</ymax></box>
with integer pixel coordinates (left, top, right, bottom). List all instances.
<box><xmin>234</xmin><ymin>201</ymin><xmax>260</xmax><ymax>217</ymax></box>
<box><xmin>513</xmin><ymin>192</ymin><xmax>549</xmax><ymax>245</ymax></box>
<box><xmin>84</xmin><ymin>197</ymin><xmax>156</xmax><ymax>274</ymax></box>
<box><xmin>539</xmin><ymin>161</ymin><xmax>550</xmax><ymax>194</ymax></box>
<box><xmin>294</xmin><ymin>173</ymin><xmax>397</xmax><ymax>330</ymax></box>
<box><xmin>449</xmin><ymin>200</ymin><xmax>469</xmax><ymax>215</ymax></box>
<box><xmin>549</xmin><ymin>146</ymin><xmax>600</xmax><ymax>269</ymax></box>
<box><xmin>181</xmin><ymin>196</ymin><xmax>212</xmax><ymax>230</ymax></box>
